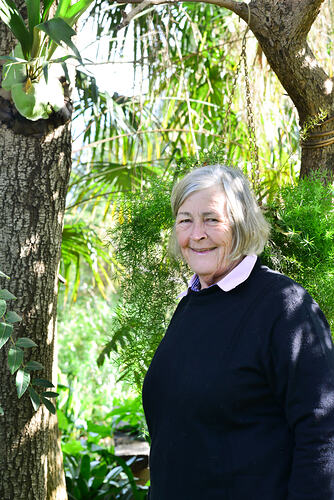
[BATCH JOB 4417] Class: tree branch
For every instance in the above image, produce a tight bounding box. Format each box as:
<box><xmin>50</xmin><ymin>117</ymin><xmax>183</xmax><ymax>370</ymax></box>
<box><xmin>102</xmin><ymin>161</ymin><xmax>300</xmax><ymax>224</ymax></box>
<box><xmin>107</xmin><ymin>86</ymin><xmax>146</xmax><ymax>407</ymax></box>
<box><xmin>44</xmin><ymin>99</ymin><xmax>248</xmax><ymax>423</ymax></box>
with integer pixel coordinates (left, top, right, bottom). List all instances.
<box><xmin>116</xmin><ymin>0</ymin><xmax>249</xmax><ymax>29</ymax></box>
<box><xmin>115</xmin><ymin>0</ymin><xmax>332</xmax><ymax>123</ymax></box>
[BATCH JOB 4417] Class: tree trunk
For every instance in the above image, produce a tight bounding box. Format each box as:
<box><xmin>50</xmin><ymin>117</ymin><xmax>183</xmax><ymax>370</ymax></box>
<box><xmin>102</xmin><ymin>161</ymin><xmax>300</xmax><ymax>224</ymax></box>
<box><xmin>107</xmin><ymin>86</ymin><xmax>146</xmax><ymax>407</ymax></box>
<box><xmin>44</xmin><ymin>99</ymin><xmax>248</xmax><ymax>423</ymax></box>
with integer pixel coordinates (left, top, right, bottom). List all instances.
<box><xmin>214</xmin><ymin>0</ymin><xmax>334</xmax><ymax>180</ymax></box>
<box><xmin>204</xmin><ymin>0</ymin><xmax>334</xmax><ymax>180</ymax></box>
<box><xmin>246</xmin><ymin>0</ymin><xmax>334</xmax><ymax>180</ymax></box>
<box><xmin>0</xmin><ymin>13</ymin><xmax>70</xmax><ymax>500</ymax></box>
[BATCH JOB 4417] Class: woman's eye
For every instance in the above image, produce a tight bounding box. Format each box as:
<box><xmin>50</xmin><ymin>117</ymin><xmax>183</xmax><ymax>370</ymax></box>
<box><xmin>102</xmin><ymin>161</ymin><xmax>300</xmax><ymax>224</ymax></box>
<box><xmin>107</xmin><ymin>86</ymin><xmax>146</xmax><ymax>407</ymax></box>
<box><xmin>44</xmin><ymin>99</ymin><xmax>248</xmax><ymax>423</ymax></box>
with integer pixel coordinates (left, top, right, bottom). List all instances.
<box><xmin>179</xmin><ymin>219</ymin><xmax>191</xmax><ymax>224</ymax></box>
<box><xmin>206</xmin><ymin>218</ymin><xmax>218</xmax><ymax>223</ymax></box>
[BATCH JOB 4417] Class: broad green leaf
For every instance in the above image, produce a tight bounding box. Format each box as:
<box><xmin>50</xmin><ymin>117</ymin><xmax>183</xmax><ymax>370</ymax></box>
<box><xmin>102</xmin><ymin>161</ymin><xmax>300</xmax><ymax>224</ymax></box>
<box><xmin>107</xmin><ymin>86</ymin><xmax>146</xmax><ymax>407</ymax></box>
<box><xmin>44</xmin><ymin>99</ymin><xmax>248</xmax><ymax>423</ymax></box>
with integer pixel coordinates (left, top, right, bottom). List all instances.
<box><xmin>0</xmin><ymin>322</ymin><xmax>13</xmax><ymax>349</ymax></box>
<box><xmin>26</xmin><ymin>0</ymin><xmax>41</xmax><ymax>35</ymax></box>
<box><xmin>5</xmin><ymin>311</ymin><xmax>22</xmax><ymax>323</ymax></box>
<box><xmin>0</xmin><ymin>300</ymin><xmax>6</xmax><ymax>318</ymax></box>
<box><xmin>8</xmin><ymin>346</ymin><xmax>23</xmax><ymax>374</ymax></box>
<box><xmin>62</xmin><ymin>439</ymin><xmax>84</xmax><ymax>455</ymax></box>
<box><xmin>91</xmin><ymin>463</ymin><xmax>108</xmax><ymax>490</ymax></box>
<box><xmin>31</xmin><ymin>25</ymin><xmax>42</xmax><ymax>59</ymax></box>
<box><xmin>64</xmin><ymin>0</ymin><xmax>94</xmax><ymax>26</ymax></box>
<box><xmin>11</xmin><ymin>75</ymin><xmax>64</xmax><ymax>121</ymax></box>
<box><xmin>36</xmin><ymin>18</ymin><xmax>82</xmax><ymax>62</ymax></box>
<box><xmin>41</xmin><ymin>396</ymin><xmax>55</xmax><ymax>414</ymax></box>
<box><xmin>0</xmin><ymin>289</ymin><xmax>16</xmax><ymax>300</ymax></box>
<box><xmin>0</xmin><ymin>405</ymin><xmax>3</xmax><ymax>416</ymax></box>
<box><xmin>41</xmin><ymin>391</ymin><xmax>59</xmax><ymax>398</ymax></box>
<box><xmin>0</xmin><ymin>0</ymin><xmax>31</xmax><ymax>57</ymax></box>
<box><xmin>15</xmin><ymin>337</ymin><xmax>37</xmax><ymax>348</ymax></box>
<box><xmin>57</xmin><ymin>409</ymin><xmax>69</xmax><ymax>430</ymax></box>
<box><xmin>80</xmin><ymin>454</ymin><xmax>91</xmax><ymax>481</ymax></box>
<box><xmin>25</xmin><ymin>360</ymin><xmax>44</xmax><ymax>371</ymax></box>
<box><xmin>87</xmin><ymin>422</ymin><xmax>112</xmax><ymax>438</ymax></box>
<box><xmin>16</xmin><ymin>368</ymin><xmax>30</xmax><ymax>398</ymax></box>
<box><xmin>28</xmin><ymin>386</ymin><xmax>40</xmax><ymax>411</ymax></box>
<box><xmin>11</xmin><ymin>81</ymin><xmax>48</xmax><ymax>119</ymax></box>
<box><xmin>32</xmin><ymin>378</ymin><xmax>54</xmax><ymax>388</ymax></box>
<box><xmin>55</xmin><ymin>0</ymin><xmax>70</xmax><ymax>19</ymax></box>
<box><xmin>0</xmin><ymin>271</ymin><xmax>9</xmax><ymax>279</ymax></box>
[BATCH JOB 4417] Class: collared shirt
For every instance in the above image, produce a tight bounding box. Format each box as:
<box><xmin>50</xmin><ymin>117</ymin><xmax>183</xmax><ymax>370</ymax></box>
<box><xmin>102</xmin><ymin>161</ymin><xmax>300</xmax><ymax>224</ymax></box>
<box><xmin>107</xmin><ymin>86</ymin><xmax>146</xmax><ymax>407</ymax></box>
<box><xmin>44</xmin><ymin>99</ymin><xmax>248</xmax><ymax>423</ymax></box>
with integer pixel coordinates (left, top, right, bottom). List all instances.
<box><xmin>178</xmin><ymin>254</ymin><xmax>257</xmax><ymax>298</ymax></box>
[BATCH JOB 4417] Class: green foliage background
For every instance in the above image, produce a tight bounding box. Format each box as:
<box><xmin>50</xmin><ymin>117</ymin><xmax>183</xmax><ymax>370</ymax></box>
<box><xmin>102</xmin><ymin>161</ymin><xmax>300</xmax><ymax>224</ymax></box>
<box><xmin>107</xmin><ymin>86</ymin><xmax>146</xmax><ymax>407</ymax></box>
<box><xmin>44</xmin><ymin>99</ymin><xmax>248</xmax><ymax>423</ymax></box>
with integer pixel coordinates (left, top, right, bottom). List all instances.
<box><xmin>99</xmin><ymin>166</ymin><xmax>334</xmax><ymax>389</ymax></box>
<box><xmin>262</xmin><ymin>175</ymin><xmax>334</xmax><ymax>331</ymax></box>
<box><xmin>54</xmin><ymin>4</ymin><xmax>333</xmax><ymax>494</ymax></box>
<box><xmin>97</xmin><ymin>181</ymin><xmax>187</xmax><ymax>386</ymax></box>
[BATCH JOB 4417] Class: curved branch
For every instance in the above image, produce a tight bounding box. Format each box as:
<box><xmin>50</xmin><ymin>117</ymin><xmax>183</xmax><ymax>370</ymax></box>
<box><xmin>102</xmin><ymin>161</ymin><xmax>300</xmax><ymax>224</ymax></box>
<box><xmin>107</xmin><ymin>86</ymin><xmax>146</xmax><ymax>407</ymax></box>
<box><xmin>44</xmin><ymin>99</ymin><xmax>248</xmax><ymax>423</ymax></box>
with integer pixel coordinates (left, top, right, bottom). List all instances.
<box><xmin>116</xmin><ymin>0</ymin><xmax>249</xmax><ymax>29</ymax></box>
<box><xmin>115</xmin><ymin>0</ymin><xmax>332</xmax><ymax>124</ymax></box>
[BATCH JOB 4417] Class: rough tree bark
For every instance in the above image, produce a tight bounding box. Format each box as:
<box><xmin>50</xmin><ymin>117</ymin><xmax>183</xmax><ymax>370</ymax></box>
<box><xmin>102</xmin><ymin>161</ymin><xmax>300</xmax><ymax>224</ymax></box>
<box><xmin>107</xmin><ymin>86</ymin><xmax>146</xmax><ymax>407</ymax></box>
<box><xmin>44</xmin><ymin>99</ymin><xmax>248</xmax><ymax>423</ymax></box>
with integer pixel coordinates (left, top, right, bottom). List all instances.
<box><xmin>0</xmin><ymin>8</ymin><xmax>70</xmax><ymax>500</ymax></box>
<box><xmin>119</xmin><ymin>0</ymin><xmax>334</xmax><ymax>180</ymax></box>
<box><xmin>244</xmin><ymin>0</ymin><xmax>334</xmax><ymax>179</ymax></box>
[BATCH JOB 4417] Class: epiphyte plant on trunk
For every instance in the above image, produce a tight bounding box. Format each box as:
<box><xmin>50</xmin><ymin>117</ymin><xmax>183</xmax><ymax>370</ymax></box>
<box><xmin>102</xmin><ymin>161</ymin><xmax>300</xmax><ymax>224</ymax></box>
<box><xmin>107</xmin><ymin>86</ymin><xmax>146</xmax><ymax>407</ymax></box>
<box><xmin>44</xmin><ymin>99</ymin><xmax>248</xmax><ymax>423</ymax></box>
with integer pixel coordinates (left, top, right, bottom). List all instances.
<box><xmin>0</xmin><ymin>0</ymin><xmax>93</xmax><ymax>120</ymax></box>
<box><xmin>0</xmin><ymin>271</ymin><xmax>58</xmax><ymax>415</ymax></box>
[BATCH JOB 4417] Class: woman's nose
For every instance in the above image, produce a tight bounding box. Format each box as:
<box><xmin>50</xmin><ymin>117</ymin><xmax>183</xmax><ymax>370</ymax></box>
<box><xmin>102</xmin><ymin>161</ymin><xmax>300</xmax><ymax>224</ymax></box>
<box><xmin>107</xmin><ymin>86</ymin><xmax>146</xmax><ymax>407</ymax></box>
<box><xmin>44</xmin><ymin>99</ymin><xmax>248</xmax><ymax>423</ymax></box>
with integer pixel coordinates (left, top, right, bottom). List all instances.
<box><xmin>190</xmin><ymin>221</ymin><xmax>207</xmax><ymax>240</ymax></box>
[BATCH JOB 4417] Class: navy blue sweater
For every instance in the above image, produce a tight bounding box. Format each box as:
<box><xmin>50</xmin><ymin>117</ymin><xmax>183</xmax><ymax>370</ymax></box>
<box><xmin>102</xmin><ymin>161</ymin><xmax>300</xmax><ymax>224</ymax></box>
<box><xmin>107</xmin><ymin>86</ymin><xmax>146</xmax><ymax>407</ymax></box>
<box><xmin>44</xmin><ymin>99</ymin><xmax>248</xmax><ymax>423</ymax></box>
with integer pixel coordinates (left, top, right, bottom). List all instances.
<box><xmin>142</xmin><ymin>260</ymin><xmax>334</xmax><ymax>499</ymax></box>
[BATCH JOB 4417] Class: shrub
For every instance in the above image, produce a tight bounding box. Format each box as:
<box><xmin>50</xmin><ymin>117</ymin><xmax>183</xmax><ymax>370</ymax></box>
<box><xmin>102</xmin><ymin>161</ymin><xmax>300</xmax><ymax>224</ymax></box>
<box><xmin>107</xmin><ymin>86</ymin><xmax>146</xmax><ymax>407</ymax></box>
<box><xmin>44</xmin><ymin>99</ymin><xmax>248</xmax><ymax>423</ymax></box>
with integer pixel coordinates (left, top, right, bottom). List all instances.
<box><xmin>262</xmin><ymin>175</ymin><xmax>334</xmax><ymax>331</ymax></box>
<box><xmin>98</xmin><ymin>181</ymin><xmax>188</xmax><ymax>389</ymax></box>
<box><xmin>64</xmin><ymin>438</ymin><xmax>148</xmax><ymax>500</ymax></box>
<box><xmin>101</xmin><ymin>172</ymin><xmax>333</xmax><ymax>388</ymax></box>
<box><xmin>60</xmin><ymin>395</ymin><xmax>149</xmax><ymax>499</ymax></box>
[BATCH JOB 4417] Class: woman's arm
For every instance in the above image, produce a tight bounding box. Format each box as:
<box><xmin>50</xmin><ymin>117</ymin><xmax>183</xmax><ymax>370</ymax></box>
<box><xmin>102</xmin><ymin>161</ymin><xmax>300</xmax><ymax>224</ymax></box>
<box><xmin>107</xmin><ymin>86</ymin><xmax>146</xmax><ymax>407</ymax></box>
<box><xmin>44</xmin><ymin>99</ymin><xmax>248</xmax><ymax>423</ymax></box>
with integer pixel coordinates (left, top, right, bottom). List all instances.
<box><xmin>268</xmin><ymin>290</ymin><xmax>334</xmax><ymax>499</ymax></box>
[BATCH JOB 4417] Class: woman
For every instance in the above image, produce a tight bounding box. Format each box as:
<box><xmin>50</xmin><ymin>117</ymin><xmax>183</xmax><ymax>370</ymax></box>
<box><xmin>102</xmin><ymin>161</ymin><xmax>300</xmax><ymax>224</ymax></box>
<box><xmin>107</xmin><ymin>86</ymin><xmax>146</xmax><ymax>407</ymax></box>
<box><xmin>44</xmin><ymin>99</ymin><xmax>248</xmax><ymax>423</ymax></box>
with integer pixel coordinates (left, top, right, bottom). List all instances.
<box><xmin>142</xmin><ymin>164</ymin><xmax>334</xmax><ymax>500</ymax></box>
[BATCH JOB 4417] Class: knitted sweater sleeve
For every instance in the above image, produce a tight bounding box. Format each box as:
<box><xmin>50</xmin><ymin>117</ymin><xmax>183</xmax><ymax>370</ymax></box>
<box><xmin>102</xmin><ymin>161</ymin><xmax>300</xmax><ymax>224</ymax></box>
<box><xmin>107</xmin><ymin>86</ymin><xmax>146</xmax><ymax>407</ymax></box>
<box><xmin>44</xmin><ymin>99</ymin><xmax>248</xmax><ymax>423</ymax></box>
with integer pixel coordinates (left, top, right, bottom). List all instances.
<box><xmin>266</xmin><ymin>286</ymin><xmax>334</xmax><ymax>500</ymax></box>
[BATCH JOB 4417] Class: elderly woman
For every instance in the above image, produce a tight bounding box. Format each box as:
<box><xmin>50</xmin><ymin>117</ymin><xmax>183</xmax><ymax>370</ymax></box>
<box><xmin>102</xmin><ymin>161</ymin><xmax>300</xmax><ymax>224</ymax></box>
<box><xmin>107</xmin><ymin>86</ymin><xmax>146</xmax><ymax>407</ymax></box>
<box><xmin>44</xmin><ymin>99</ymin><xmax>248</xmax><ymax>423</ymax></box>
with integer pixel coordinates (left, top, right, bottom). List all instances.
<box><xmin>142</xmin><ymin>164</ymin><xmax>334</xmax><ymax>500</ymax></box>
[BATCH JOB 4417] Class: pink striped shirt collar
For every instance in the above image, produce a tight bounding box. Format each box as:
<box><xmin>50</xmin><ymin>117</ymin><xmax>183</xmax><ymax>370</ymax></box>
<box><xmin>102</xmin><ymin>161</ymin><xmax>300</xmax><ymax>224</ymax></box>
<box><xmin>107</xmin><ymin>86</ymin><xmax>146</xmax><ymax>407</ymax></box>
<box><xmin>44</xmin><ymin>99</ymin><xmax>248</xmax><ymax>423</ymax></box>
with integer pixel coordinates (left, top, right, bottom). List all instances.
<box><xmin>178</xmin><ymin>254</ymin><xmax>257</xmax><ymax>298</ymax></box>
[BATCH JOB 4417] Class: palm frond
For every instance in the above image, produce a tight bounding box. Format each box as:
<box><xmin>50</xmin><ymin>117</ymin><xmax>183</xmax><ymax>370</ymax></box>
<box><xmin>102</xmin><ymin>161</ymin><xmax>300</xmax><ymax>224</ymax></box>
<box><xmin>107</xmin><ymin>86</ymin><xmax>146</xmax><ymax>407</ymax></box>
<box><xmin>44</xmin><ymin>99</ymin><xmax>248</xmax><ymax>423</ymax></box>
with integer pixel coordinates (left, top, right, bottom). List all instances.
<box><xmin>60</xmin><ymin>222</ymin><xmax>115</xmax><ymax>302</ymax></box>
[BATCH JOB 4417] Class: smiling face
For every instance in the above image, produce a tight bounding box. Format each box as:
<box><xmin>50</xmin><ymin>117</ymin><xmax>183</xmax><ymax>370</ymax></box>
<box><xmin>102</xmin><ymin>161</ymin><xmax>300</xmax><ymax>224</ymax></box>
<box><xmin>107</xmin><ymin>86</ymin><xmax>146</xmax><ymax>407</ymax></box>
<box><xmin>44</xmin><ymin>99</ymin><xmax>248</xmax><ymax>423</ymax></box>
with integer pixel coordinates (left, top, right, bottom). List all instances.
<box><xmin>175</xmin><ymin>186</ymin><xmax>238</xmax><ymax>289</ymax></box>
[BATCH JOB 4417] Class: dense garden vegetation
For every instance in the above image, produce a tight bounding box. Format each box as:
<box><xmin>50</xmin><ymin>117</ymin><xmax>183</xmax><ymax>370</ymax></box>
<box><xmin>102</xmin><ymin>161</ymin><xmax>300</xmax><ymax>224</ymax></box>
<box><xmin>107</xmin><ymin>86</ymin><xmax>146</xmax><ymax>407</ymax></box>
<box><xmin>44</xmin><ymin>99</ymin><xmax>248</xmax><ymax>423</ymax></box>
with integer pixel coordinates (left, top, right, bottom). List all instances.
<box><xmin>56</xmin><ymin>170</ymin><xmax>333</xmax><ymax>497</ymax></box>
<box><xmin>1</xmin><ymin>1</ymin><xmax>332</xmax><ymax>497</ymax></box>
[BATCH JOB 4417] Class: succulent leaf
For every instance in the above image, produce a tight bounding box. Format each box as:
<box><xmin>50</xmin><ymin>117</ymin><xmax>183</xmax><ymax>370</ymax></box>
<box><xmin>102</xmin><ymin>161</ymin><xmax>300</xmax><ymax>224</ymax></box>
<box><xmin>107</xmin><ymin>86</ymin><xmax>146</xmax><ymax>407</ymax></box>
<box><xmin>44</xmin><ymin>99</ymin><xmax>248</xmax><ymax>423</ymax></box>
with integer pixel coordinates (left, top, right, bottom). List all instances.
<box><xmin>11</xmin><ymin>73</ymin><xmax>64</xmax><ymax>120</ymax></box>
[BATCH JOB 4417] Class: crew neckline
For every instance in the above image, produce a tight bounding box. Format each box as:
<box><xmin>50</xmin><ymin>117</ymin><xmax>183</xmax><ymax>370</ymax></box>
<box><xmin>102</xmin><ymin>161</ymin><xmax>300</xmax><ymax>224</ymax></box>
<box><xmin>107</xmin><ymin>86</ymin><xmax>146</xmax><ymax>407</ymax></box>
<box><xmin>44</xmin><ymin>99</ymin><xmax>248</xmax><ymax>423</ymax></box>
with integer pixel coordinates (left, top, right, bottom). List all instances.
<box><xmin>178</xmin><ymin>255</ymin><xmax>258</xmax><ymax>298</ymax></box>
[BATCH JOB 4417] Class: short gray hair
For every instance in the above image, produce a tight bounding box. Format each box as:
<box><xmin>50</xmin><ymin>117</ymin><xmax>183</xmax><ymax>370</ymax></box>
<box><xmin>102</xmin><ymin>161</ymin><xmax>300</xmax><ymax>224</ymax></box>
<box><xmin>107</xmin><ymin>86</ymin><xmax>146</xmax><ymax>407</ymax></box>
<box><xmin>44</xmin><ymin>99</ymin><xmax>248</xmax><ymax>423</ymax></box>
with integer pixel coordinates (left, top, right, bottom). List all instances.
<box><xmin>169</xmin><ymin>164</ymin><xmax>270</xmax><ymax>261</ymax></box>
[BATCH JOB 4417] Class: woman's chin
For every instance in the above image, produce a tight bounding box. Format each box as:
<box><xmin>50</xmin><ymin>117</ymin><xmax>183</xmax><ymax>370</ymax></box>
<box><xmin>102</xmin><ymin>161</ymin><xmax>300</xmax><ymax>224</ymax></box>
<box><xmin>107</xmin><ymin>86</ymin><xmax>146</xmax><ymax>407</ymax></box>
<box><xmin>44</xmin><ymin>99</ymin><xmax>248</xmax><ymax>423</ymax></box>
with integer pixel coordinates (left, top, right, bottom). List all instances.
<box><xmin>196</xmin><ymin>270</ymin><xmax>226</xmax><ymax>288</ymax></box>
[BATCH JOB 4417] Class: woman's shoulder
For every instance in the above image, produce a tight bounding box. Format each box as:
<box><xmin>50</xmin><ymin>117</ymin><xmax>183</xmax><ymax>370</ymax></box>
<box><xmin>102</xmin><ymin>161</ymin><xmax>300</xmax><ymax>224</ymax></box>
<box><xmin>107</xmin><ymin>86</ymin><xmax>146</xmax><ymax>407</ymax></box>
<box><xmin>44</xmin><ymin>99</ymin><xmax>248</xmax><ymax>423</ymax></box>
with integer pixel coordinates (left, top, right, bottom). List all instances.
<box><xmin>248</xmin><ymin>259</ymin><xmax>324</xmax><ymax>325</ymax></box>
<box><xmin>253</xmin><ymin>260</ymin><xmax>312</xmax><ymax>304</ymax></box>
<box><xmin>250</xmin><ymin>261</ymin><xmax>331</xmax><ymax>349</ymax></box>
